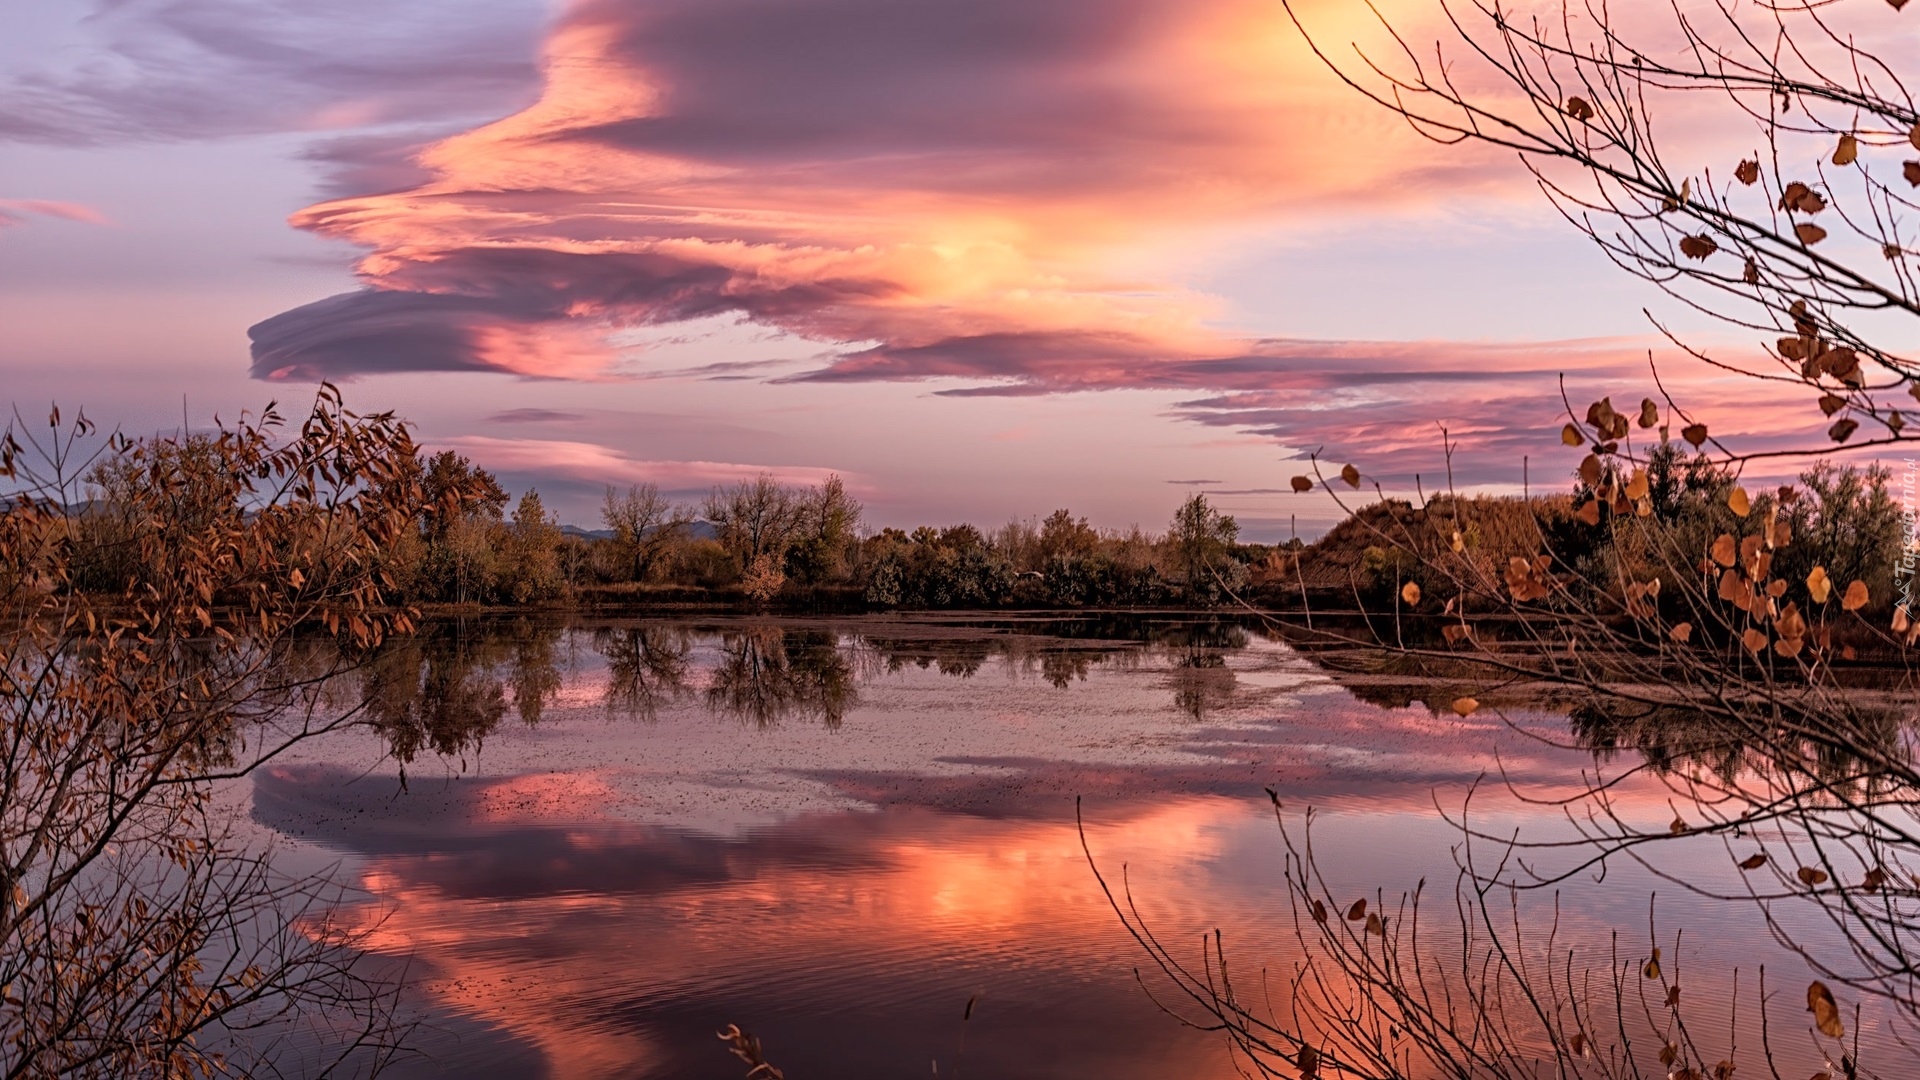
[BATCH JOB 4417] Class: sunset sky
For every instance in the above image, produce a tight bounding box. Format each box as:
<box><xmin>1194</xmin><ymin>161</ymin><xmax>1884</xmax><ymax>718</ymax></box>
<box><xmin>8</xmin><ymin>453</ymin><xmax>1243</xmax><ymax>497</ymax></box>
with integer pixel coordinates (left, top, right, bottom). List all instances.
<box><xmin>0</xmin><ymin>0</ymin><xmax>1835</xmax><ymax>535</ymax></box>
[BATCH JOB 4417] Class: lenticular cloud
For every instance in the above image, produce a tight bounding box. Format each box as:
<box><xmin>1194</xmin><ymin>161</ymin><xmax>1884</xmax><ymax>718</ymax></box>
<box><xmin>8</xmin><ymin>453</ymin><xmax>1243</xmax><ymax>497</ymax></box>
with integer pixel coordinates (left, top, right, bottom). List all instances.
<box><xmin>249</xmin><ymin>0</ymin><xmax>1474</xmax><ymax>386</ymax></box>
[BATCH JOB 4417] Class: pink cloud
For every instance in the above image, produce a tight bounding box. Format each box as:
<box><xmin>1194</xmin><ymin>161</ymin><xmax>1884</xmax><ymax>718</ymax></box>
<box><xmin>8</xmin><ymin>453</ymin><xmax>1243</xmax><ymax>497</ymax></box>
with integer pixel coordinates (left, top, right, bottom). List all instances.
<box><xmin>430</xmin><ymin>435</ymin><xmax>859</xmax><ymax>494</ymax></box>
<box><xmin>248</xmin><ymin>0</ymin><xmax>1505</xmax><ymax>384</ymax></box>
<box><xmin>0</xmin><ymin>198</ymin><xmax>111</xmax><ymax>228</ymax></box>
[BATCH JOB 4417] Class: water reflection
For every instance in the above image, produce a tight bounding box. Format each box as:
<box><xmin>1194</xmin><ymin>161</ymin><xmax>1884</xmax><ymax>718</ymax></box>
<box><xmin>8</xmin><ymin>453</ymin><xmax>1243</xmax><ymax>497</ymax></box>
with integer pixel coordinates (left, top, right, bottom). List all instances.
<box><xmin>706</xmin><ymin>626</ymin><xmax>860</xmax><ymax>728</ymax></box>
<box><xmin>266</xmin><ymin>613</ymin><xmax>1914</xmax><ymax>1078</ymax></box>
<box><xmin>594</xmin><ymin>624</ymin><xmax>691</xmax><ymax>719</ymax></box>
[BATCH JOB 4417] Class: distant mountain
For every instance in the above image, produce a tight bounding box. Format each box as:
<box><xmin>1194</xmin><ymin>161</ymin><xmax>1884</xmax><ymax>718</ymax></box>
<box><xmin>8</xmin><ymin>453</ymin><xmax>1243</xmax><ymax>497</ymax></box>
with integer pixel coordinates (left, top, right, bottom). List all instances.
<box><xmin>561</xmin><ymin>520</ymin><xmax>719</xmax><ymax>541</ymax></box>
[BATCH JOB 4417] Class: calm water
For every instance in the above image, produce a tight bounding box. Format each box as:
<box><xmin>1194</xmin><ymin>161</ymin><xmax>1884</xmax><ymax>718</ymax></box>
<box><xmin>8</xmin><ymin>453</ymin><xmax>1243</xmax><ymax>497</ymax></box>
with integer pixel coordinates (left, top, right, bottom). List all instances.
<box><xmin>243</xmin><ymin>614</ymin><xmax>1906</xmax><ymax>1078</ymax></box>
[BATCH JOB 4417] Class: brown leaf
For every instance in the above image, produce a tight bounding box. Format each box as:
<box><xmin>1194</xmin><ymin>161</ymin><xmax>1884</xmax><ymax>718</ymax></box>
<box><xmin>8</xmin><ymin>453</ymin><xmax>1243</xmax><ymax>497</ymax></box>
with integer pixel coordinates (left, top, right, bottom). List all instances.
<box><xmin>1682</xmin><ymin>422</ymin><xmax>1708</xmax><ymax>447</ymax></box>
<box><xmin>1679</xmin><ymin>235</ymin><xmax>1718</xmax><ymax>260</ymax></box>
<box><xmin>1842</xmin><ymin>579</ymin><xmax>1869</xmax><ymax>611</ymax></box>
<box><xmin>1625</xmin><ymin>468</ymin><xmax>1649</xmax><ymax>500</ymax></box>
<box><xmin>1834</xmin><ymin>133</ymin><xmax>1859</xmax><ymax>165</ymax></box>
<box><xmin>1452</xmin><ymin>696</ymin><xmax>1480</xmax><ymax>717</ymax></box>
<box><xmin>1818</xmin><ymin>393</ymin><xmax>1847</xmax><ymax>416</ymax></box>
<box><xmin>1711</xmin><ymin>534</ymin><xmax>1737</xmax><ymax>567</ymax></box>
<box><xmin>1401</xmin><ymin>581</ymin><xmax>1421</xmax><ymax>605</ymax></box>
<box><xmin>1365</xmin><ymin>911</ymin><xmax>1385</xmax><ymax>937</ymax></box>
<box><xmin>1780</xmin><ymin>181</ymin><xmax>1811</xmax><ymax>209</ymax></box>
<box><xmin>1578</xmin><ymin>453</ymin><xmax>1603</xmax><ymax>487</ymax></box>
<box><xmin>1775</xmin><ymin>634</ymin><xmax>1805</xmax><ymax>658</ymax></box>
<box><xmin>1808</xmin><ymin>566</ymin><xmax>1832</xmax><ymax>603</ymax></box>
<box><xmin>1311</xmin><ymin>899</ymin><xmax>1328</xmax><ymax>923</ymax></box>
<box><xmin>1346</xmin><ymin>898</ymin><xmax>1367</xmax><ymax>921</ymax></box>
<box><xmin>1669</xmin><ymin>815</ymin><xmax>1687</xmax><ymax>835</ymax></box>
<box><xmin>1829</xmin><ymin>418</ymin><xmax>1859</xmax><ymax>443</ymax></box>
<box><xmin>1739</xmin><ymin>853</ymin><xmax>1768</xmax><ymax>870</ymax></box>
<box><xmin>1638</xmin><ymin>398</ymin><xmax>1659</xmax><ymax>428</ymax></box>
<box><xmin>1442</xmin><ymin>623</ymin><xmax>1472</xmax><ymax>645</ymax></box>
<box><xmin>1575</xmin><ymin>498</ymin><xmax>1601</xmax><ymax>526</ymax></box>
<box><xmin>1911</xmin><ymin>122</ymin><xmax>1920</xmax><ymax>151</ymax></box>
<box><xmin>1798</xmin><ymin>866</ymin><xmax>1830</xmax><ymax>887</ymax></box>
<box><xmin>1565</xmin><ymin>96</ymin><xmax>1595</xmax><ymax>121</ymax></box>
<box><xmin>1734</xmin><ymin>159</ymin><xmax>1760</xmax><ymax>185</ymax></box>
<box><xmin>1643</xmin><ymin>950</ymin><xmax>1662</xmax><ymax>980</ymax></box>
<box><xmin>1670</xmin><ymin>621</ymin><xmax>1694</xmax><ymax>643</ymax></box>
<box><xmin>1297</xmin><ymin>1045</ymin><xmax>1320</xmax><ymax>1080</ymax></box>
<box><xmin>1290</xmin><ymin>475</ymin><xmax>1313</xmax><ymax>493</ymax></box>
<box><xmin>1743</xmin><ymin>257</ymin><xmax>1759</xmax><ymax>283</ymax></box>
<box><xmin>1340</xmin><ymin>464</ymin><xmax>1361</xmax><ymax>489</ymax></box>
<box><xmin>1864</xmin><ymin>867</ymin><xmax>1889</xmax><ymax>890</ymax></box>
<box><xmin>1727</xmin><ymin>486</ymin><xmax>1751</xmax><ymax>517</ymax></box>
<box><xmin>1742</xmin><ymin>627</ymin><xmax>1770</xmax><ymax>653</ymax></box>
<box><xmin>1905</xmin><ymin>161</ymin><xmax>1920</xmax><ymax>187</ymax></box>
<box><xmin>1807</xmin><ymin>981</ymin><xmax>1845</xmax><ymax>1038</ymax></box>
<box><xmin>1560</xmin><ymin>423</ymin><xmax>1583</xmax><ymax>446</ymax></box>
<box><xmin>1796</xmin><ymin>222</ymin><xmax>1829</xmax><ymax>245</ymax></box>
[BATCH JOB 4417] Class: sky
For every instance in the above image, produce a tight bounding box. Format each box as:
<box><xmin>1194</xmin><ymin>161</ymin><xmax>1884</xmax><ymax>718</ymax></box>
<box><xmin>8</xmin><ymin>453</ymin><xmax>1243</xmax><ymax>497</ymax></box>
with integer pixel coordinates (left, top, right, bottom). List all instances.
<box><xmin>0</xmin><ymin>0</ymin><xmax>1867</xmax><ymax>536</ymax></box>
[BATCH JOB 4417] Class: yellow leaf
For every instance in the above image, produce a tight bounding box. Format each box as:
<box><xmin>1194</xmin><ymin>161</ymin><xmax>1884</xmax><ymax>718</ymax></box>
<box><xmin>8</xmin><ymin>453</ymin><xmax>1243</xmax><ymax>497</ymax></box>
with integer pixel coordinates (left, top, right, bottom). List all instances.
<box><xmin>1834</xmin><ymin>133</ymin><xmax>1859</xmax><ymax>166</ymax></box>
<box><xmin>1561</xmin><ymin>423</ymin><xmax>1583</xmax><ymax>446</ymax></box>
<box><xmin>1451</xmin><ymin>696</ymin><xmax>1479</xmax><ymax>717</ymax></box>
<box><xmin>1727</xmin><ymin>486</ymin><xmax>1751</xmax><ymax>517</ymax></box>
<box><xmin>1808</xmin><ymin>566</ymin><xmax>1832</xmax><ymax>603</ymax></box>
<box><xmin>1842</xmin><ymin>579</ymin><xmax>1869</xmax><ymax>611</ymax></box>
<box><xmin>1625</xmin><ymin>469</ymin><xmax>1649</xmax><ymax>500</ymax></box>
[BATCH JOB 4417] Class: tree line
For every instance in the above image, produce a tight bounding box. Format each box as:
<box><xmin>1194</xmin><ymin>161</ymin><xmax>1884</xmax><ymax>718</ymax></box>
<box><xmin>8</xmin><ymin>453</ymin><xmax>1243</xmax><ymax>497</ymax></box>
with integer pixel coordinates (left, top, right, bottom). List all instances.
<box><xmin>330</xmin><ymin>449</ymin><xmax>1260</xmax><ymax>608</ymax></box>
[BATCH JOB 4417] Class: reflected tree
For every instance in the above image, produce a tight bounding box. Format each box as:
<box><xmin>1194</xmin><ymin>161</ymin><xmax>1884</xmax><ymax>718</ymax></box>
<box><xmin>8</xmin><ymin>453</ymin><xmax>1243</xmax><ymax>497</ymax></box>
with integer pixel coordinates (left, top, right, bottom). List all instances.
<box><xmin>706</xmin><ymin>626</ymin><xmax>858</xmax><ymax>727</ymax></box>
<box><xmin>595</xmin><ymin>623</ymin><xmax>692</xmax><ymax>720</ymax></box>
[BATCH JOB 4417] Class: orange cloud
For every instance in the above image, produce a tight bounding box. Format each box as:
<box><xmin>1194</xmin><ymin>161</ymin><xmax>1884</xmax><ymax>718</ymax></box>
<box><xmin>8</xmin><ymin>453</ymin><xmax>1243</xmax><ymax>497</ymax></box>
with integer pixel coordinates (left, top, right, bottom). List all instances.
<box><xmin>250</xmin><ymin>0</ymin><xmax>1499</xmax><ymax>383</ymax></box>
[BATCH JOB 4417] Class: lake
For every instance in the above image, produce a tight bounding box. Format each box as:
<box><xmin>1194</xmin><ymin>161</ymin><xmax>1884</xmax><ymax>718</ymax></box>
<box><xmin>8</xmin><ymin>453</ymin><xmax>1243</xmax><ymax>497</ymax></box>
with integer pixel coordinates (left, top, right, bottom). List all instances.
<box><xmin>244</xmin><ymin>613</ymin><xmax>1906</xmax><ymax>1078</ymax></box>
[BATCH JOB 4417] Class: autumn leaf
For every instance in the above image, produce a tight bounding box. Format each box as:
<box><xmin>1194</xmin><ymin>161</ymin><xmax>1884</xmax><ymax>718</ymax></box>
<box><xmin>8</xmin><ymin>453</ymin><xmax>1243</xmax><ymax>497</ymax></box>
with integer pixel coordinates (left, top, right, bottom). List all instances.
<box><xmin>1742</xmin><ymin>627</ymin><xmax>1769</xmax><ymax>653</ymax></box>
<box><xmin>1796</xmin><ymin>222</ymin><xmax>1829</xmax><ymax>245</ymax></box>
<box><xmin>1738</xmin><ymin>853</ymin><xmax>1768</xmax><ymax>870</ymax></box>
<box><xmin>1842</xmin><ymin>579</ymin><xmax>1869</xmax><ymax>611</ymax></box>
<box><xmin>1565</xmin><ymin>96</ymin><xmax>1595</xmax><ymax>121</ymax></box>
<box><xmin>1679</xmin><ymin>235</ymin><xmax>1718</xmax><ymax>259</ymax></box>
<box><xmin>1711</xmin><ymin>534</ymin><xmax>1737</xmax><ymax>567</ymax></box>
<box><xmin>1638</xmin><ymin>398</ymin><xmax>1659</xmax><ymax>428</ymax></box>
<box><xmin>1575</xmin><ymin>498</ymin><xmax>1602</xmax><ymax>526</ymax></box>
<box><xmin>1905</xmin><ymin>161</ymin><xmax>1920</xmax><ymax>187</ymax></box>
<box><xmin>1401</xmin><ymin>581</ymin><xmax>1421</xmax><ymax>605</ymax></box>
<box><xmin>1682</xmin><ymin>423</ymin><xmax>1708</xmax><ymax>447</ymax></box>
<box><xmin>1734</xmin><ymin>159</ymin><xmax>1760</xmax><ymax>185</ymax></box>
<box><xmin>1807</xmin><ymin>981</ymin><xmax>1845</xmax><ymax>1038</ymax></box>
<box><xmin>1818</xmin><ymin>394</ymin><xmax>1846</xmax><ymax>416</ymax></box>
<box><xmin>1829</xmin><ymin>418</ymin><xmax>1859</xmax><ymax>443</ymax></box>
<box><xmin>1727</xmin><ymin>486</ymin><xmax>1751</xmax><ymax>517</ymax></box>
<box><xmin>1442</xmin><ymin>623</ymin><xmax>1473</xmax><ymax>645</ymax></box>
<box><xmin>1643</xmin><ymin>948</ymin><xmax>1662</xmax><ymax>980</ymax></box>
<box><xmin>1670</xmin><ymin>621</ymin><xmax>1693</xmax><ymax>643</ymax></box>
<box><xmin>1365</xmin><ymin>912</ymin><xmax>1385</xmax><ymax>937</ymax></box>
<box><xmin>1346</xmin><ymin>899</ymin><xmax>1367</xmax><ymax>921</ymax></box>
<box><xmin>1561</xmin><ymin>423</ymin><xmax>1583</xmax><ymax>446</ymax></box>
<box><xmin>1291</xmin><ymin>476</ymin><xmax>1313</xmax><ymax>493</ymax></box>
<box><xmin>1798</xmin><ymin>866</ymin><xmax>1830</xmax><ymax>887</ymax></box>
<box><xmin>1669</xmin><ymin>815</ymin><xmax>1687</xmax><ymax>834</ymax></box>
<box><xmin>1578</xmin><ymin>454</ymin><xmax>1603</xmax><ymax>487</ymax></box>
<box><xmin>1340</xmin><ymin>463</ymin><xmax>1361</xmax><ymax>489</ymax></box>
<box><xmin>1864</xmin><ymin>867</ymin><xmax>1889</xmax><ymax>890</ymax></box>
<box><xmin>1808</xmin><ymin>566</ymin><xmax>1832</xmax><ymax>603</ymax></box>
<box><xmin>1312</xmin><ymin>899</ymin><xmax>1328</xmax><ymax>923</ymax></box>
<box><xmin>1626</xmin><ymin>469</ymin><xmax>1649</xmax><ymax>500</ymax></box>
<box><xmin>1452</xmin><ymin>696</ymin><xmax>1480</xmax><ymax>716</ymax></box>
<box><xmin>1833</xmin><ymin>133</ymin><xmax>1859</xmax><ymax>165</ymax></box>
